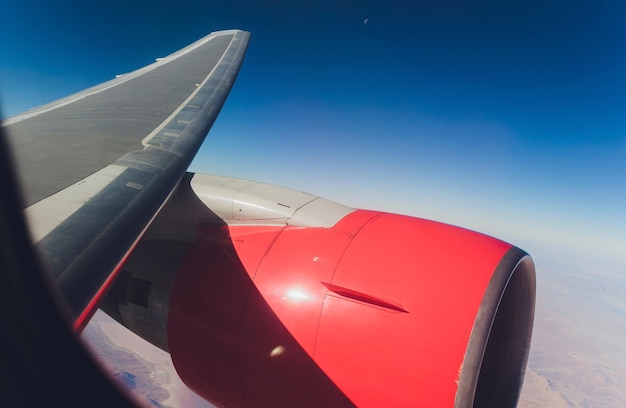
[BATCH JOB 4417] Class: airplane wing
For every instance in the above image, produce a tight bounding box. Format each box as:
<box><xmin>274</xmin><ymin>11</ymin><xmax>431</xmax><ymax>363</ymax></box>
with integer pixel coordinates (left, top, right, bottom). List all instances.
<box><xmin>3</xmin><ymin>30</ymin><xmax>250</xmax><ymax>330</ymax></box>
<box><xmin>1</xmin><ymin>29</ymin><xmax>535</xmax><ymax>407</ymax></box>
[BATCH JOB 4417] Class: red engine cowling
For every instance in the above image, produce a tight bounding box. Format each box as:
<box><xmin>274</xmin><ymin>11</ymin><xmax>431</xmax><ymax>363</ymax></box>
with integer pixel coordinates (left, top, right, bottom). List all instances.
<box><xmin>102</xmin><ymin>173</ymin><xmax>535</xmax><ymax>408</ymax></box>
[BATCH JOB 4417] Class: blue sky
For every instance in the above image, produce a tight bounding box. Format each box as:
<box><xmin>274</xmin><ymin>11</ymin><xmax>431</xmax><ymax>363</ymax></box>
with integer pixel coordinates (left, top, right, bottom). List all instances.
<box><xmin>2</xmin><ymin>0</ymin><xmax>625</xmax><ymax>270</ymax></box>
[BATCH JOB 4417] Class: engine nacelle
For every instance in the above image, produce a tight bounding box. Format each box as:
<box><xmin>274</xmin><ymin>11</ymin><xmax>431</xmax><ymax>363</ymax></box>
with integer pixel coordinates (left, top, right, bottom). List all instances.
<box><xmin>101</xmin><ymin>173</ymin><xmax>535</xmax><ymax>407</ymax></box>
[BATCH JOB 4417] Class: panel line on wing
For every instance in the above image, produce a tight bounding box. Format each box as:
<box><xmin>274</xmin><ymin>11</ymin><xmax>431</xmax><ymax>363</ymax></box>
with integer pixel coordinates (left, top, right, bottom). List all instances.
<box><xmin>23</xmin><ymin>165</ymin><xmax>128</xmax><ymax>243</ymax></box>
<box><xmin>140</xmin><ymin>33</ymin><xmax>237</xmax><ymax>148</ymax></box>
<box><xmin>37</xmin><ymin>167</ymin><xmax>157</xmax><ymax>280</ymax></box>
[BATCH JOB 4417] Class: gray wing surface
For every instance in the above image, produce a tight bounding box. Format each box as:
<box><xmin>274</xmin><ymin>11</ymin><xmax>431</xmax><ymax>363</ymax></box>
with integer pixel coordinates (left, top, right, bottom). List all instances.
<box><xmin>2</xmin><ymin>30</ymin><xmax>250</xmax><ymax>328</ymax></box>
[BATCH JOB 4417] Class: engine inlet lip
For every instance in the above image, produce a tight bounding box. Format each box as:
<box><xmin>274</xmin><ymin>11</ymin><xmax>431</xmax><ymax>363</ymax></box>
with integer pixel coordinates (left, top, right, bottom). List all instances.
<box><xmin>454</xmin><ymin>246</ymin><xmax>536</xmax><ymax>408</ymax></box>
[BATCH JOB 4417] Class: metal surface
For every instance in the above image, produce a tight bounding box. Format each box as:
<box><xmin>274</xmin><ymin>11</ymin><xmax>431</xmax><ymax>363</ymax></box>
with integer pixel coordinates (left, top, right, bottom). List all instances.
<box><xmin>190</xmin><ymin>173</ymin><xmax>355</xmax><ymax>227</ymax></box>
<box><xmin>6</xmin><ymin>32</ymin><xmax>232</xmax><ymax>207</ymax></box>
<box><xmin>10</xmin><ymin>30</ymin><xmax>250</xmax><ymax>327</ymax></box>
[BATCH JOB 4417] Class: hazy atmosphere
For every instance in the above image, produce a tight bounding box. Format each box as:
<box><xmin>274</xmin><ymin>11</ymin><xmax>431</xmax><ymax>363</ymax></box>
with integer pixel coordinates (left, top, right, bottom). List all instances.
<box><xmin>2</xmin><ymin>0</ymin><xmax>625</xmax><ymax>406</ymax></box>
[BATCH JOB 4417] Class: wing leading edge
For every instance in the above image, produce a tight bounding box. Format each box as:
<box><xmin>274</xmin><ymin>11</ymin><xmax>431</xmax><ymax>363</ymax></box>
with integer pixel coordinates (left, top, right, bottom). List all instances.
<box><xmin>3</xmin><ymin>30</ymin><xmax>250</xmax><ymax>330</ymax></box>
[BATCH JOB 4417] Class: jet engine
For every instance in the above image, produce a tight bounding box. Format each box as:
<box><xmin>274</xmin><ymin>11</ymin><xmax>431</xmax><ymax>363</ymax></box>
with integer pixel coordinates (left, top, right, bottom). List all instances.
<box><xmin>101</xmin><ymin>173</ymin><xmax>535</xmax><ymax>407</ymax></box>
